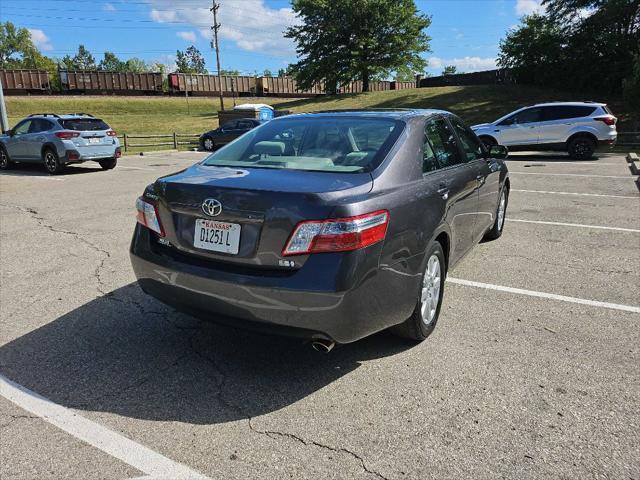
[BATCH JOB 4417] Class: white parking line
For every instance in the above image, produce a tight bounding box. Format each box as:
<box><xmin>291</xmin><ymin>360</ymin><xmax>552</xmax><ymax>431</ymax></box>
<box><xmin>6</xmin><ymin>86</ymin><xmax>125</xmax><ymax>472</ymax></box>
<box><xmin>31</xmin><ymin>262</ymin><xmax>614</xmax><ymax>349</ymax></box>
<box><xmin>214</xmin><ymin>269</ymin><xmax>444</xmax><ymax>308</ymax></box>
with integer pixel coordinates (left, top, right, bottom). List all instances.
<box><xmin>512</xmin><ymin>189</ymin><xmax>638</xmax><ymax>199</ymax></box>
<box><xmin>507</xmin><ymin>218</ymin><xmax>640</xmax><ymax>233</ymax></box>
<box><xmin>0</xmin><ymin>175</ymin><xmax>64</xmax><ymax>181</ymax></box>
<box><xmin>509</xmin><ymin>172</ymin><xmax>634</xmax><ymax>179</ymax></box>
<box><xmin>448</xmin><ymin>278</ymin><xmax>640</xmax><ymax>314</ymax></box>
<box><xmin>507</xmin><ymin>161</ymin><xmax>621</xmax><ymax>166</ymax></box>
<box><xmin>0</xmin><ymin>374</ymin><xmax>210</xmax><ymax>480</ymax></box>
<box><xmin>119</xmin><ymin>166</ymin><xmax>152</xmax><ymax>171</ymax></box>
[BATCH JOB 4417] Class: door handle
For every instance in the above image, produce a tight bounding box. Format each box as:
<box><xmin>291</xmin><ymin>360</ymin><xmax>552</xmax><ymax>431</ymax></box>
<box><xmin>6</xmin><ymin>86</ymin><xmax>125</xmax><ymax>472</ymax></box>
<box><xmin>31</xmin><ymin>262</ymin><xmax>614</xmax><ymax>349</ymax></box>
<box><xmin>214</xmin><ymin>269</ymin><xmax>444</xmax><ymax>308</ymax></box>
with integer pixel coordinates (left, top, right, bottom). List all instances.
<box><xmin>36</xmin><ymin>136</ymin><xmax>45</xmax><ymax>141</ymax></box>
<box><xmin>437</xmin><ymin>185</ymin><xmax>450</xmax><ymax>200</ymax></box>
<box><xmin>493</xmin><ymin>129</ymin><xmax>500</xmax><ymax>133</ymax></box>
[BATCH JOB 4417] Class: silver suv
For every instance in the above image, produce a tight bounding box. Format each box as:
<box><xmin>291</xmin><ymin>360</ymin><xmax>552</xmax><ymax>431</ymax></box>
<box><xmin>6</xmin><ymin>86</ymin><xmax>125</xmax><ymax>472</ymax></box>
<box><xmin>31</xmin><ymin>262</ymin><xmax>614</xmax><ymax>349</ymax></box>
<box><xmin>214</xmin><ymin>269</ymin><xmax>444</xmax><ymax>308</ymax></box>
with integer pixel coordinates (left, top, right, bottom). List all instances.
<box><xmin>0</xmin><ymin>113</ymin><xmax>121</xmax><ymax>174</ymax></box>
<box><xmin>472</xmin><ymin>102</ymin><xmax>617</xmax><ymax>159</ymax></box>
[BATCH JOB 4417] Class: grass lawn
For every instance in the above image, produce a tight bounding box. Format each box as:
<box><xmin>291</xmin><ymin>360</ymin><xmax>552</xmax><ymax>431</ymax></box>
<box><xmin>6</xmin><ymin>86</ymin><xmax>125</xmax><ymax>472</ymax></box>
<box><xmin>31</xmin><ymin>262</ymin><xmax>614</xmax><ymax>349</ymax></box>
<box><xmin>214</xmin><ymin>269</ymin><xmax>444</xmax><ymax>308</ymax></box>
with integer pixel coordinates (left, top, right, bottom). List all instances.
<box><xmin>5</xmin><ymin>85</ymin><xmax>633</xmax><ymax>152</ymax></box>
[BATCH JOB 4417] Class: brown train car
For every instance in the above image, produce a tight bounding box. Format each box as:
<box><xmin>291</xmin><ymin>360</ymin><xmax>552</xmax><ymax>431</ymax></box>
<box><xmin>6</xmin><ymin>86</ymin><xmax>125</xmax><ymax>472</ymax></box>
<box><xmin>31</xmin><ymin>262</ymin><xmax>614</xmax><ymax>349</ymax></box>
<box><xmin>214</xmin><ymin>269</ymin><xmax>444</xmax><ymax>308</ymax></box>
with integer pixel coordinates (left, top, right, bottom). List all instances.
<box><xmin>257</xmin><ymin>76</ymin><xmax>325</xmax><ymax>97</ymax></box>
<box><xmin>0</xmin><ymin>69</ymin><xmax>51</xmax><ymax>94</ymax></box>
<box><xmin>391</xmin><ymin>81</ymin><xmax>417</xmax><ymax>90</ymax></box>
<box><xmin>59</xmin><ymin>71</ymin><xmax>164</xmax><ymax>94</ymax></box>
<box><xmin>338</xmin><ymin>80</ymin><xmax>392</xmax><ymax>94</ymax></box>
<box><xmin>168</xmin><ymin>73</ymin><xmax>256</xmax><ymax>96</ymax></box>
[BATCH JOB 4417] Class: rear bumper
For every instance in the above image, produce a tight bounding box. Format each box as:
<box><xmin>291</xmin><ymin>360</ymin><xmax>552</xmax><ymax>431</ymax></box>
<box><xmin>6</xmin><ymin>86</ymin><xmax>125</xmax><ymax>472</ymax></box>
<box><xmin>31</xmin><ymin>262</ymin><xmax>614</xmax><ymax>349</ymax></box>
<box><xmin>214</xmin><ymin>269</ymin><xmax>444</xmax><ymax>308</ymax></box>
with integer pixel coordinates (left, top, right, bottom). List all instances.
<box><xmin>62</xmin><ymin>148</ymin><xmax>120</xmax><ymax>164</ymax></box>
<box><xmin>129</xmin><ymin>225</ymin><xmax>418</xmax><ymax>343</ymax></box>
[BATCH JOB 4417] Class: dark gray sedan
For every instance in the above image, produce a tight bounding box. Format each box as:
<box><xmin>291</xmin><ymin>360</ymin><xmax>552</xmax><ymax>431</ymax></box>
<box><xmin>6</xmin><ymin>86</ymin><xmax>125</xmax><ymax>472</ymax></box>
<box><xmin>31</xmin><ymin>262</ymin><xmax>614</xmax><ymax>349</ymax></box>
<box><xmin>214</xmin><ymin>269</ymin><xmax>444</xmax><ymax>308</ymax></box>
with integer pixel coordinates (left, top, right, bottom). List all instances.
<box><xmin>199</xmin><ymin>118</ymin><xmax>261</xmax><ymax>151</ymax></box>
<box><xmin>130</xmin><ymin>110</ymin><xmax>509</xmax><ymax>350</ymax></box>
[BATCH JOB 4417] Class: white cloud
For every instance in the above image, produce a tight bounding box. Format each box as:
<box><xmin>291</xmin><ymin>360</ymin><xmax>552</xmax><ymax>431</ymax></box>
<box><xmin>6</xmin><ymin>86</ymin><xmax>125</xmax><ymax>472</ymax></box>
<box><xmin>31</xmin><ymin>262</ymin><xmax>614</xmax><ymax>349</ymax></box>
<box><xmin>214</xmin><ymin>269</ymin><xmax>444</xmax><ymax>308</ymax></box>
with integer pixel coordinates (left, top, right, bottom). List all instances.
<box><xmin>516</xmin><ymin>0</ymin><xmax>544</xmax><ymax>16</ymax></box>
<box><xmin>147</xmin><ymin>0</ymin><xmax>298</xmax><ymax>56</ymax></box>
<box><xmin>103</xmin><ymin>3</ymin><xmax>116</xmax><ymax>12</ymax></box>
<box><xmin>177</xmin><ymin>31</ymin><xmax>197</xmax><ymax>42</ymax></box>
<box><xmin>428</xmin><ymin>56</ymin><xmax>497</xmax><ymax>73</ymax></box>
<box><xmin>28</xmin><ymin>29</ymin><xmax>53</xmax><ymax>51</ymax></box>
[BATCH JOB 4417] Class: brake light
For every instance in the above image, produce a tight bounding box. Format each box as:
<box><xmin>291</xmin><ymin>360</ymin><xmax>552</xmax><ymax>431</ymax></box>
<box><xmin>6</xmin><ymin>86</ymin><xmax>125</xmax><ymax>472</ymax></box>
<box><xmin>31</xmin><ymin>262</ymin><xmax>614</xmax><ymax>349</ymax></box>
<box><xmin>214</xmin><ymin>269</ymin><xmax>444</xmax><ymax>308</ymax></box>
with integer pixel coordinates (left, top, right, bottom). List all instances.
<box><xmin>106</xmin><ymin>130</ymin><xmax>117</xmax><ymax>136</ymax></box>
<box><xmin>55</xmin><ymin>131</ymin><xmax>80</xmax><ymax>140</ymax></box>
<box><xmin>594</xmin><ymin>116</ymin><xmax>616</xmax><ymax>126</ymax></box>
<box><xmin>282</xmin><ymin>210</ymin><xmax>389</xmax><ymax>256</ymax></box>
<box><xmin>136</xmin><ymin>197</ymin><xmax>165</xmax><ymax>237</ymax></box>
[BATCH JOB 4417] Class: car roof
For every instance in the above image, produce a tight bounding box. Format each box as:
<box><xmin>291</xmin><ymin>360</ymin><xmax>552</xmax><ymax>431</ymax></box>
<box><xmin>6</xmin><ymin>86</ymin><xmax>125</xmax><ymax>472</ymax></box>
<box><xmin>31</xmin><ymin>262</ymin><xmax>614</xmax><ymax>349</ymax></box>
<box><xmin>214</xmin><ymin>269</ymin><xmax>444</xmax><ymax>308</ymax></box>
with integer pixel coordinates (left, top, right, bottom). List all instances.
<box><xmin>279</xmin><ymin>109</ymin><xmax>451</xmax><ymax>121</ymax></box>
<box><xmin>531</xmin><ymin>101</ymin><xmax>606</xmax><ymax>108</ymax></box>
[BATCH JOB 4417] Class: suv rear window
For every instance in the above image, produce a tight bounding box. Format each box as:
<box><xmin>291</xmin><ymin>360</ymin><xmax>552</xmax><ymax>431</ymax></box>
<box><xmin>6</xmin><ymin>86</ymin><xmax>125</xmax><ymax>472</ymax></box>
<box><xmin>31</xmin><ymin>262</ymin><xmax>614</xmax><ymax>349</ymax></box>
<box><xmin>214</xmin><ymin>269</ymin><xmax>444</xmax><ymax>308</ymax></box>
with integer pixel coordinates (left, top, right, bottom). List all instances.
<box><xmin>542</xmin><ymin>106</ymin><xmax>597</xmax><ymax>121</ymax></box>
<box><xmin>202</xmin><ymin>117</ymin><xmax>404</xmax><ymax>173</ymax></box>
<box><xmin>58</xmin><ymin>118</ymin><xmax>110</xmax><ymax>131</ymax></box>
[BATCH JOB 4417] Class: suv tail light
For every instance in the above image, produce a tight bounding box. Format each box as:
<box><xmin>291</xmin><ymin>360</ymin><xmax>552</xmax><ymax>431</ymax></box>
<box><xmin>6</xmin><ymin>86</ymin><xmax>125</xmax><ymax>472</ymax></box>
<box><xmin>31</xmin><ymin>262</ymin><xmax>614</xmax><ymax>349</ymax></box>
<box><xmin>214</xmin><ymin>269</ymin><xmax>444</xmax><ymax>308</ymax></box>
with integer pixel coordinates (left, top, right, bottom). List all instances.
<box><xmin>106</xmin><ymin>130</ymin><xmax>117</xmax><ymax>136</ymax></box>
<box><xmin>55</xmin><ymin>131</ymin><xmax>80</xmax><ymax>140</ymax></box>
<box><xmin>594</xmin><ymin>116</ymin><xmax>616</xmax><ymax>126</ymax></box>
<box><xmin>282</xmin><ymin>210</ymin><xmax>389</xmax><ymax>256</ymax></box>
<box><xmin>136</xmin><ymin>197</ymin><xmax>165</xmax><ymax>237</ymax></box>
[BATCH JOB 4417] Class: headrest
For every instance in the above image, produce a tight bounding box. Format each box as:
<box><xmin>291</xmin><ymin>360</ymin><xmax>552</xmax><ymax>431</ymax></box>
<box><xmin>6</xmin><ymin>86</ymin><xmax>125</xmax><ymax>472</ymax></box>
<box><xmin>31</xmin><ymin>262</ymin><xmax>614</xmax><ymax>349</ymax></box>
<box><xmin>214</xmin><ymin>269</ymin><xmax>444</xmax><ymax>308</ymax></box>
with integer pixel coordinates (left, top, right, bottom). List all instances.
<box><xmin>254</xmin><ymin>141</ymin><xmax>285</xmax><ymax>156</ymax></box>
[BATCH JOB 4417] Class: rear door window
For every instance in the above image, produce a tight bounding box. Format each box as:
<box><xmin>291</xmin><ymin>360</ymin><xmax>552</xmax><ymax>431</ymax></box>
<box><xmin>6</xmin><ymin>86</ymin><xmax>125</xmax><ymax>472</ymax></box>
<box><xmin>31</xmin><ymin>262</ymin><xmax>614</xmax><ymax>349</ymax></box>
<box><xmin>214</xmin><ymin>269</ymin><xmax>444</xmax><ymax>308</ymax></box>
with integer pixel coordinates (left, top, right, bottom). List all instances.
<box><xmin>424</xmin><ymin>117</ymin><xmax>464</xmax><ymax>169</ymax></box>
<box><xmin>59</xmin><ymin>118</ymin><xmax>109</xmax><ymax>131</ymax></box>
<box><xmin>222</xmin><ymin>121</ymin><xmax>238</xmax><ymax>130</ymax></box>
<box><xmin>29</xmin><ymin>119</ymin><xmax>53</xmax><ymax>133</ymax></box>
<box><xmin>499</xmin><ymin>107</ymin><xmax>543</xmax><ymax>126</ymax></box>
<box><xmin>449</xmin><ymin>116</ymin><xmax>484</xmax><ymax>162</ymax></box>
<box><xmin>542</xmin><ymin>106</ymin><xmax>597</xmax><ymax>121</ymax></box>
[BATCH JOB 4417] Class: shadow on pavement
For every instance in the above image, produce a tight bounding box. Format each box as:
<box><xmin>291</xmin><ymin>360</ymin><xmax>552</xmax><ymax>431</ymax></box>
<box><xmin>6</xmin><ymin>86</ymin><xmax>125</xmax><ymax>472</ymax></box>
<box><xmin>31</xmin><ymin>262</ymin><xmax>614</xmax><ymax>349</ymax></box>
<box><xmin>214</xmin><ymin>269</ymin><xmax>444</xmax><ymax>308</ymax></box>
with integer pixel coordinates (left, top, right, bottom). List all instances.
<box><xmin>1</xmin><ymin>163</ymin><xmax>102</xmax><ymax>176</ymax></box>
<box><xmin>0</xmin><ymin>283</ymin><xmax>411</xmax><ymax>424</ymax></box>
<box><xmin>505</xmin><ymin>152</ymin><xmax>605</xmax><ymax>162</ymax></box>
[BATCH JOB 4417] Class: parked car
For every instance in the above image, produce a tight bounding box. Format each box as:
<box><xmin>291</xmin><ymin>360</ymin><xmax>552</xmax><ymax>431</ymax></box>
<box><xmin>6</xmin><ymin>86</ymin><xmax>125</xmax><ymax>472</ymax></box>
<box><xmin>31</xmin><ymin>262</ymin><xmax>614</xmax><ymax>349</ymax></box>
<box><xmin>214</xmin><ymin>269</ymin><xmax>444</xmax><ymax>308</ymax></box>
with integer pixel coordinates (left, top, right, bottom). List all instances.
<box><xmin>472</xmin><ymin>102</ymin><xmax>617</xmax><ymax>159</ymax></box>
<box><xmin>0</xmin><ymin>113</ymin><xmax>121</xmax><ymax>174</ymax></box>
<box><xmin>199</xmin><ymin>118</ymin><xmax>262</xmax><ymax>151</ymax></box>
<box><xmin>130</xmin><ymin>110</ymin><xmax>510</xmax><ymax>350</ymax></box>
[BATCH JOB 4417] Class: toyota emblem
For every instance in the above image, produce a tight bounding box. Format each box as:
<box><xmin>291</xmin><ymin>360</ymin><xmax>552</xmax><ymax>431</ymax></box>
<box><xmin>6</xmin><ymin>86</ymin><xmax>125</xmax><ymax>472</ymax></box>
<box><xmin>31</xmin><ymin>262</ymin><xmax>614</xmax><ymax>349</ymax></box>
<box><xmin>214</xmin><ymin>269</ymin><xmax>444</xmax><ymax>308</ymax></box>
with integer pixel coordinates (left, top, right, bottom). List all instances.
<box><xmin>202</xmin><ymin>198</ymin><xmax>223</xmax><ymax>217</ymax></box>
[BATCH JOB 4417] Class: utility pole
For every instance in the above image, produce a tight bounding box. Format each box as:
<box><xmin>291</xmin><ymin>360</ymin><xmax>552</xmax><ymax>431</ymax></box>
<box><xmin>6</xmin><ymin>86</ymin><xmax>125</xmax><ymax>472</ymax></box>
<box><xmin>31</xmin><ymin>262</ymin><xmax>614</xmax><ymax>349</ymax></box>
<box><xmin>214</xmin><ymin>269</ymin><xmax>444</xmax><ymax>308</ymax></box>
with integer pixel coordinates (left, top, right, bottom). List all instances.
<box><xmin>211</xmin><ymin>0</ymin><xmax>224</xmax><ymax>112</ymax></box>
<box><xmin>0</xmin><ymin>76</ymin><xmax>8</xmax><ymax>133</ymax></box>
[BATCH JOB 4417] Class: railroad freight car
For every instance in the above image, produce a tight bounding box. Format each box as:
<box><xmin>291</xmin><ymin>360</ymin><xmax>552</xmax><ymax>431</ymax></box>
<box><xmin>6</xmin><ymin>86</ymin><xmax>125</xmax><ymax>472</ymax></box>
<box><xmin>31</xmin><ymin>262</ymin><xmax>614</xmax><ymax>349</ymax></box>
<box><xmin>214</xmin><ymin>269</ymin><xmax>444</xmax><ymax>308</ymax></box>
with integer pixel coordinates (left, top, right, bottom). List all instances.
<box><xmin>338</xmin><ymin>80</ymin><xmax>392</xmax><ymax>94</ymax></box>
<box><xmin>0</xmin><ymin>69</ymin><xmax>51</xmax><ymax>94</ymax></box>
<box><xmin>256</xmin><ymin>76</ymin><xmax>325</xmax><ymax>97</ymax></box>
<box><xmin>168</xmin><ymin>73</ymin><xmax>256</xmax><ymax>96</ymax></box>
<box><xmin>59</xmin><ymin>71</ymin><xmax>164</xmax><ymax>94</ymax></box>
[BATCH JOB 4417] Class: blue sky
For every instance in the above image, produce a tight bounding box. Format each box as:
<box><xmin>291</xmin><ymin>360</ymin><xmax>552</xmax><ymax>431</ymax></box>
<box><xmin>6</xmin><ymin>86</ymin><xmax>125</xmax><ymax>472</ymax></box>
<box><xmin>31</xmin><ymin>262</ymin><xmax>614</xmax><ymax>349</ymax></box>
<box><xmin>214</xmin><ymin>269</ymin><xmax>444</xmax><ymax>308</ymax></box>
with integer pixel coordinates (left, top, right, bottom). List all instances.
<box><xmin>1</xmin><ymin>0</ymin><xmax>543</xmax><ymax>76</ymax></box>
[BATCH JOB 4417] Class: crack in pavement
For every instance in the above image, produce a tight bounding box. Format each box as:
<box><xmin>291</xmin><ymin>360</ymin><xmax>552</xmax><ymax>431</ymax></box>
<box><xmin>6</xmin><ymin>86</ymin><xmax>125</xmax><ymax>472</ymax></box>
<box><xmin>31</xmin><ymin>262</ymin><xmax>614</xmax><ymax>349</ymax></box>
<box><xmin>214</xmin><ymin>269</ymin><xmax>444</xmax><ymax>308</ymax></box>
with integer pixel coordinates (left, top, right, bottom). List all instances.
<box><xmin>1</xmin><ymin>203</ymin><xmax>111</xmax><ymax>296</ymax></box>
<box><xmin>187</xmin><ymin>335</ymin><xmax>388</xmax><ymax>480</ymax></box>
<box><xmin>0</xmin><ymin>414</ymin><xmax>40</xmax><ymax>430</ymax></box>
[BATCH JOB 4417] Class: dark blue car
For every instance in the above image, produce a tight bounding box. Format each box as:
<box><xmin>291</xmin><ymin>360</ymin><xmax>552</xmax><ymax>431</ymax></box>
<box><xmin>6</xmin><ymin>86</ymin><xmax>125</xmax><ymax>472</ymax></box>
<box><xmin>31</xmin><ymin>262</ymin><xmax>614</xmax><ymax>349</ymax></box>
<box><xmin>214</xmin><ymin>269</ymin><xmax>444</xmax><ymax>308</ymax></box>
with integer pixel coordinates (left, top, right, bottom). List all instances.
<box><xmin>131</xmin><ymin>110</ymin><xmax>509</xmax><ymax>351</ymax></box>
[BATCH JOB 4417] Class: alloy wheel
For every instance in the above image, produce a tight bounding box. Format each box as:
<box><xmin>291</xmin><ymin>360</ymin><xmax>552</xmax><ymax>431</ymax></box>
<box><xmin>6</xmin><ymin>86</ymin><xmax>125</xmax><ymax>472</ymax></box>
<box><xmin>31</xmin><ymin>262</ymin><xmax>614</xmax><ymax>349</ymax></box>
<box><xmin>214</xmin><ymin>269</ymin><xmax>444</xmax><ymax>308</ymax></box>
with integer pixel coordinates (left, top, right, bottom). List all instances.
<box><xmin>45</xmin><ymin>152</ymin><xmax>57</xmax><ymax>172</ymax></box>
<box><xmin>204</xmin><ymin>138</ymin><xmax>214</xmax><ymax>151</ymax></box>
<box><xmin>420</xmin><ymin>254</ymin><xmax>441</xmax><ymax>325</ymax></box>
<box><xmin>0</xmin><ymin>150</ymin><xmax>7</xmax><ymax>169</ymax></box>
<box><xmin>497</xmin><ymin>191</ymin><xmax>506</xmax><ymax>231</ymax></box>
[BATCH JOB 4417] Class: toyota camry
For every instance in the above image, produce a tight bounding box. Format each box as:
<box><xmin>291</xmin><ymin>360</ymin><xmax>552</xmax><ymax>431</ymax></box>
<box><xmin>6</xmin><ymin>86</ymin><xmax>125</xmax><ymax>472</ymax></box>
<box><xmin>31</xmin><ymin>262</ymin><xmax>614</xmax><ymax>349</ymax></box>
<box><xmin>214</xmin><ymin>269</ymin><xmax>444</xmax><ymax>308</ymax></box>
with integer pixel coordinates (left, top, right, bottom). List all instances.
<box><xmin>130</xmin><ymin>110</ymin><xmax>509</xmax><ymax>350</ymax></box>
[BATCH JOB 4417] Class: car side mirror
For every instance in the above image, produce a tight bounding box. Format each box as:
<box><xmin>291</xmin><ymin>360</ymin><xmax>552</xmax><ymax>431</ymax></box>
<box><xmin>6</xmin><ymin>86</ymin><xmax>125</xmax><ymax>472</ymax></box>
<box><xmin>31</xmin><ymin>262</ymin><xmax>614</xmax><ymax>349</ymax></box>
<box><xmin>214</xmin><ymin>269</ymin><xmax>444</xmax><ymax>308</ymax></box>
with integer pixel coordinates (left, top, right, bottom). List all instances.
<box><xmin>4</xmin><ymin>129</ymin><xmax>14</xmax><ymax>136</ymax></box>
<box><xmin>488</xmin><ymin>144</ymin><xmax>508</xmax><ymax>159</ymax></box>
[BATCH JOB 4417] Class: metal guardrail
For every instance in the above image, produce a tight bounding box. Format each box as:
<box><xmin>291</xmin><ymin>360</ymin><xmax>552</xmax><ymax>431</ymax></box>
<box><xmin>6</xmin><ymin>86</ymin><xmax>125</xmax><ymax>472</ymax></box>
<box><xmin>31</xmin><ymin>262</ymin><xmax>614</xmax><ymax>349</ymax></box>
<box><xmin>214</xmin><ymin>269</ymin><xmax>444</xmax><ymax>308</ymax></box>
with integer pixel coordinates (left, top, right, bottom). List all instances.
<box><xmin>618</xmin><ymin>132</ymin><xmax>640</xmax><ymax>147</ymax></box>
<box><xmin>122</xmin><ymin>133</ymin><xmax>200</xmax><ymax>151</ymax></box>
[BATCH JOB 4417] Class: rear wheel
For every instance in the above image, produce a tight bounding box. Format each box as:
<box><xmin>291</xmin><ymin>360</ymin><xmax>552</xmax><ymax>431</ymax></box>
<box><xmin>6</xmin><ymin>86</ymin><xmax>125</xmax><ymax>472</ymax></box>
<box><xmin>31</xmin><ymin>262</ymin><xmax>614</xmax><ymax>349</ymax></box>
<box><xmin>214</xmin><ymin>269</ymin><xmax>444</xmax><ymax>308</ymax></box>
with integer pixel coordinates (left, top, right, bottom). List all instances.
<box><xmin>202</xmin><ymin>136</ymin><xmax>215</xmax><ymax>151</ymax></box>
<box><xmin>43</xmin><ymin>148</ymin><xmax>64</xmax><ymax>175</ymax></box>
<box><xmin>0</xmin><ymin>146</ymin><xmax>12</xmax><ymax>170</ymax></box>
<box><xmin>99</xmin><ymin>158</ymin><xmax>117</xmax><ymax>170</ymax></box>
<box><xmin>390</xmin><ymin>242</ymin><xmax>445</xmax><ymax>341</ymax></box>
<box><xmin>567</xmin><ymin>136</ymin><xmax>595</xmax><ymax>160</ymax></box>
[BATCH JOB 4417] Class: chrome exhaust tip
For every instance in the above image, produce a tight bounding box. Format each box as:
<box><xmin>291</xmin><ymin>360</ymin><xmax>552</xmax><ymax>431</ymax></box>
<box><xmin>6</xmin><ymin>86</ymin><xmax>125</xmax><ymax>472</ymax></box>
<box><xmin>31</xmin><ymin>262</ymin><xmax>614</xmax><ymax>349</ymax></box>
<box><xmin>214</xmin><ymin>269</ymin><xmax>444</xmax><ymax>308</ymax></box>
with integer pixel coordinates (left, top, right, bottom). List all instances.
<box><xmin>311</xmin><ymin>339</ymin><xmax>335</xmax><ymax>353</ymax></box>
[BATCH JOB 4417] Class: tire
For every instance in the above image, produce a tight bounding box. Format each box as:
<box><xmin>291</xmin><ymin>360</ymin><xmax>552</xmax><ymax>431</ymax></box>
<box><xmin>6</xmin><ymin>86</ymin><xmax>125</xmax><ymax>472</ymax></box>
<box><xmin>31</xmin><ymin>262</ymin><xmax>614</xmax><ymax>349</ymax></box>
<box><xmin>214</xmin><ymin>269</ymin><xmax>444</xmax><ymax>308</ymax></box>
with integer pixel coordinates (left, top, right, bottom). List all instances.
<box><xmin>390</xmin><ymin>242</ymin><xmax>446</xmax><ymax>341</ymax></box>
<box><xmin>0</xmin><ymin>146</ymin><xmax>12</xmax><ymax>170</ymax></box>
<box><xmin>202</xmin><ymin>136</ymin><xmax>215</xmax><ymax>151</ymax></box>
<box><xmin>480</xmin><ymin>136</ymin><xmax>497</xmax><ymax>148</ymax></box>
<box><xmin>99</xmin><ymin>158</ymin><xmax>117</xmax><ymax>170</ymax></box>
<box><xmin>43</xmin><ymin>148</ymin><xmax>64</xmax><ymax>175</ymax></box>
<box><xmin>483</xmin><ymin>186</ymin><xmax>508</xmax><ymax>241</ymax></box>
<box><xmin>567</xmin><ymin>136</ymin><xmax>595</xmax><ymax>160</ymax></box>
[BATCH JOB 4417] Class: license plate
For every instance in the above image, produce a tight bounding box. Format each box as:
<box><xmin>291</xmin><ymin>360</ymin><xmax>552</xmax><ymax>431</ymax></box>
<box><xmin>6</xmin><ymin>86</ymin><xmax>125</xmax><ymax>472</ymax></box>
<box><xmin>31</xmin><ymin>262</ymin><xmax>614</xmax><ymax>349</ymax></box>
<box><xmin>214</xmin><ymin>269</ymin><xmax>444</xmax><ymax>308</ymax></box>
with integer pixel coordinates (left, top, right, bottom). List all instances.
<box><xmin>194</xmin><ymin>219</ymin><xmax>241</xmax><ymax>254</ymax></box>
<box><xmin>88</xmin><ymin>137</ymin><xmax>101</xmax><ymax>144</ymax></box>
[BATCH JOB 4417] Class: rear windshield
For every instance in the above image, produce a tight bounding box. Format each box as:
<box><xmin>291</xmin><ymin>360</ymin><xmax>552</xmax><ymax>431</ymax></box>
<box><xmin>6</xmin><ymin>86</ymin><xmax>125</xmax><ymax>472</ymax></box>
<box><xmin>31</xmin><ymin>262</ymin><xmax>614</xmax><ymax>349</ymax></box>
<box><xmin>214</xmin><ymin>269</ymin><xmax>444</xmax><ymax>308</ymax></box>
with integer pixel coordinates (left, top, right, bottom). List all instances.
<box><xmin>202</xmin><ymin>117</ymin><xmax>404</xmax><ymax>173</ymax></box>
<box><xmin>58</xmin><ymin>118</ymin><xmax>110</xmax><ymax>131</ymax></box>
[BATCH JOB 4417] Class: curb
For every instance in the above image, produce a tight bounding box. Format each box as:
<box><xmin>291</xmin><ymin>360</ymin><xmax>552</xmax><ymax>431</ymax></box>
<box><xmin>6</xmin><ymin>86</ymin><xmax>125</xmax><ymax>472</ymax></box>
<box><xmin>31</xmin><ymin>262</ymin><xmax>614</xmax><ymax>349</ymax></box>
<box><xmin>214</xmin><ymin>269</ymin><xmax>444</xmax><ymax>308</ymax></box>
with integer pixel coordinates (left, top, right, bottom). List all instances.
<box><xmin>627</xmin><ymin>153</ymin><xmax>640</xmax><ymax>175</ymax></box>
<box><xmin>625</xmin><ymin>152</ymin><xmax>638</xmax><ymax>163</ymax></box>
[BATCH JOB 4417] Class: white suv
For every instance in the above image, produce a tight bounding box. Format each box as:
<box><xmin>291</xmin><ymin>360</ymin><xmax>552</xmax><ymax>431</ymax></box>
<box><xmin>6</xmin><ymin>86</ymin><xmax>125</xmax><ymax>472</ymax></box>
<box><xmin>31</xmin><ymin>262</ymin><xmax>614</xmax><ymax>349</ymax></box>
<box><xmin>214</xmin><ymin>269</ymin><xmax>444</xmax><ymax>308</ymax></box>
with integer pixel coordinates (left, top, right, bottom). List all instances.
<box><xmin>472</xmin><ymin>102</ymin><xmax>617</xmax><ymax>159</ymax></box>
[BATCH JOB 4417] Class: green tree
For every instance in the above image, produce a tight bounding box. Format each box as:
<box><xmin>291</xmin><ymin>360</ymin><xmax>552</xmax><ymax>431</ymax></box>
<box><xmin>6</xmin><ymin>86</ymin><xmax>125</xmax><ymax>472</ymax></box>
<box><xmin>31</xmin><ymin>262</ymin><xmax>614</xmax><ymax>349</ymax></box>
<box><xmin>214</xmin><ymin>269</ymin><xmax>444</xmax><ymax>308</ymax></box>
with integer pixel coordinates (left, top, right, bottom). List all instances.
<box><xmin>623</xmin><ymin>53</ymin><xmax>640</xmax><ymax>113</ymax></box>
<box><xmin>175</xmin><ymin>45</ymin><xmax>206</xmax><ymax>74</ymax></box>
<box><xmin>263</xmin><ymin>69</ymin><xmax>273</xmax><ymax>77</ymax></box>
<box><xmin>286</xmin><ymin>0</ymin><xmax>431</xmax><ymax>93</ymax></box>
<box><xmin>220</xmin><ymin>69</ymin><xmax>241</xmax><ymax>75</ymax></box>
<box><xmin>0</xmin><ymin>22</ymin><xmax>39</xmax><ymax>68</ymax></box>
<box><xmin>98</xmin><ymin>51</ymin><xmax>125</xmax><ymax>71</ymax></box>
<box><xmin>61</xmin><ymin>45</ymin><xmax>96</xmax><ymax>70</ymax></box>
<box><xmin>124</xmin><ymin>57</ymin><xmax>149</xmax><ymax>72</ymax></box>
<box><xmin>395</xmin><ymin>64</ymin><xmax>420</xmax><ymax>82</ymax></box>
<box><xmin>441</xmin><ymin>65</ymin><xmax>457</xmax><ymax>75</ymax></box>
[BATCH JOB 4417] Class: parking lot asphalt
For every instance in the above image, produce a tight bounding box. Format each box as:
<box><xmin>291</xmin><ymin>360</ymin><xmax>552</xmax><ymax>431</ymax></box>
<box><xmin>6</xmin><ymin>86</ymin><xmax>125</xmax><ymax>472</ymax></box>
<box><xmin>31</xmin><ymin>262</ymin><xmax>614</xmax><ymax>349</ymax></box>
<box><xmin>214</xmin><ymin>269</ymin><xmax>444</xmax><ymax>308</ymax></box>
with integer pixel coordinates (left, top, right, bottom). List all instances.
<box><xmin>1</xmin><ymin>151</ymin><xmax>639</xmax><ymax>480</ymax></box>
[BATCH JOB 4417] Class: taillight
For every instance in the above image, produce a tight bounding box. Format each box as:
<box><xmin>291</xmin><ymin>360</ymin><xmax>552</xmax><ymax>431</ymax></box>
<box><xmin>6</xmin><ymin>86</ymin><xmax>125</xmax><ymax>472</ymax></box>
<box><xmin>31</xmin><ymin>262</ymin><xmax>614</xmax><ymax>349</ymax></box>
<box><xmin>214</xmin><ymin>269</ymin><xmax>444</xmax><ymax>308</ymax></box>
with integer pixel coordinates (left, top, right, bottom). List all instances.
<box><xmin>106</xmin><ymin>130</ymin><xmax>117</xmax><ymax>136</ymax></box>
<box><xmin>136</xmin><ymin>197</ymin><xmax>165</xmax><ymax>237</ymax></box>
<box><xmin>55</xmin><ymin>131</ymin><xmax>80</xmax><ymax>140</ymax></box>
<box><xmin>282</xmin><ymin>210</ymin><xmax>389</xmax><ymax>256</ymax></box>
<box><xmin>594</xmin><ymin>116</ymin><xmax>616</xmax><ymax>126</ymax></box>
